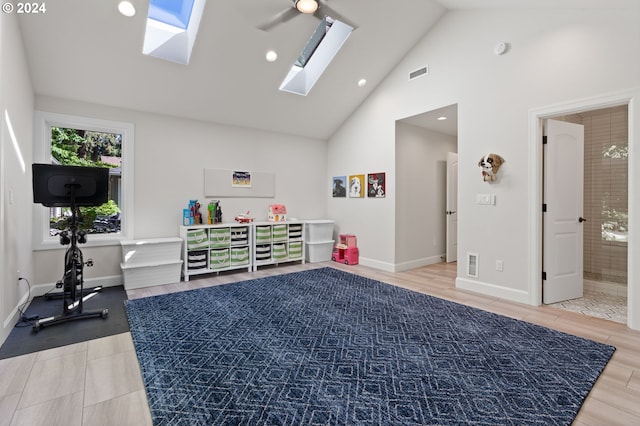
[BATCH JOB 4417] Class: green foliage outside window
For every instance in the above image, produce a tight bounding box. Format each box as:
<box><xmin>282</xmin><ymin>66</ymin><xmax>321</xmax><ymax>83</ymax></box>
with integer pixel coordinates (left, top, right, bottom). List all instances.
<box><xmin>50</xmin><ymin>127</ymin><xmax>122</xmax><ymax>234</ymax></box>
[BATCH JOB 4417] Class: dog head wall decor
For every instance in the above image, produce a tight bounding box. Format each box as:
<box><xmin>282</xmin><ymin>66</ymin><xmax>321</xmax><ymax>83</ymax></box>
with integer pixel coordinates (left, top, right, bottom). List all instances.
<box><xmin>478</xmin><ymin>153</ymin><xmax>505</xmax><ymax>182</ymax></box>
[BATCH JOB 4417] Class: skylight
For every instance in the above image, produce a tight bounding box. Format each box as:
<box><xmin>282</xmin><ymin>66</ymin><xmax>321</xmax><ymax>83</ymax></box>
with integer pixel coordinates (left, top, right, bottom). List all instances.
<box><xmin>143</xmin><ymin>0</ymin><xmax>205</xmax><ymax>65</ymax></box>
<box><xmin>279</xmin><ymin>17</ymin><xmax>353</xmax><ymax>96</ymax></box>
<box><xmin>148</xmin><ymin>0</ymin><xmax>195</xmax><ymax>29</ymax></box>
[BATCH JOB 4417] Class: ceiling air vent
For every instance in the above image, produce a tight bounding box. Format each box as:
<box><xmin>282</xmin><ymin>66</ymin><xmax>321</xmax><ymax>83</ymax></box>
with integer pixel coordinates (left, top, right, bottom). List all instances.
<box><xmin>466</xmin><ymin>252</ymin><xmax>479</xmax><ymax>278</ymax></box>
<box><xmin>409</xmin><ymin>65</ymin><xmax>428</xmax><ymax>81</ymax></box>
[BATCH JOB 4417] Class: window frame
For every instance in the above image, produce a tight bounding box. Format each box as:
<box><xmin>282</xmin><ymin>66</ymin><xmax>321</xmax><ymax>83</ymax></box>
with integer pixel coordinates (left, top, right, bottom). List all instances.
<box><xmin>33</xmin><ymin>111</ymin><xmax>134</xmax><ymax>250</ymax></box>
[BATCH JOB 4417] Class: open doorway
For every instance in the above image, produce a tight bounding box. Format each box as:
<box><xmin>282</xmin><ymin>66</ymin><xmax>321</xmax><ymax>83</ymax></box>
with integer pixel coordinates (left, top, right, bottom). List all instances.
<box><xmin>544</xmin><ymin>105</ymin><xmax>628</xmax><ymax>323</ymax></box>
<box><xmin>395</xmin><ymin>104</ymin><xmax>458</xmax><ymax>270</ymax></box>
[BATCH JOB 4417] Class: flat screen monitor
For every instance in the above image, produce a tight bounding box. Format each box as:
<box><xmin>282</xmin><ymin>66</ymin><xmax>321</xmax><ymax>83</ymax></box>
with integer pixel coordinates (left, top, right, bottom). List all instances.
<box><xmin>32</xmin><ymin>163</ymin><xmax>109</xmax><ymax>207</ymax></box>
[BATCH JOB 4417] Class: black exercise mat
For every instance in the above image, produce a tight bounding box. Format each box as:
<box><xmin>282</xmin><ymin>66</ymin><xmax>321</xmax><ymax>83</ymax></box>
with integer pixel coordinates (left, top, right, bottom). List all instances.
<box><xmin>0</xmin><ymin>285</ymin><xmax>129</xmax><ymax>359</ymax></box>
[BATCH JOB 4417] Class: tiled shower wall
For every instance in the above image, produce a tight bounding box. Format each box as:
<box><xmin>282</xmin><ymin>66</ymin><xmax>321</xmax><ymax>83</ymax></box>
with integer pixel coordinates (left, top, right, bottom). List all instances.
<box><xmin>558</xmin><ymin>106</ymin><xmax>628</xmax><ymax>286</ymax></box>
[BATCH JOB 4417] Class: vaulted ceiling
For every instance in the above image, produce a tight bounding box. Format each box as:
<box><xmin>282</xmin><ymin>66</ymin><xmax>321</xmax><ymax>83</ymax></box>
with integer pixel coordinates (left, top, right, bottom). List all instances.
<box><xmin>16</xmin><ymin>0</ymin><xmax>630</xmax><ymax>140</ymax></box>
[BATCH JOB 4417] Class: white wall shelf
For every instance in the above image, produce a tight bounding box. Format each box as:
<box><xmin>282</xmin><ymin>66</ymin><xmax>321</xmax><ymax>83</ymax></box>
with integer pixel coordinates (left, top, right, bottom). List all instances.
<box><xmin>180</xmin><ymin>223</ymin><xmax>252</xmax><ymax>281</ymax></box>
<box><xmin>179</xmin><ymin>221</ymin><xmax>306</xmax><ymax>280</ymax></box>
<box><xmin>252</xmin><ymin>221</ymin><xmax>306</xmax><ymax>271</ymax></box>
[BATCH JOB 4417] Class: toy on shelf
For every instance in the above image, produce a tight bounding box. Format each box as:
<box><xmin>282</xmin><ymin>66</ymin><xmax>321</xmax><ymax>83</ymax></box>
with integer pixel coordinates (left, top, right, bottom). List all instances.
<box><xmin>332</xmin><ymin>234</ymin><xmax>359</xmax><ymax>265</ymax></box>
<box><xmin>268</xmin><ymin>204</ymin><xmax>287</xmax><ymax>222</ymax></box>
<box><xmin>186</xmin><ymin>200</ymin><xmax>202</xmax><ymax>224</ymax></box>
<box><xmin>234</xmin><ymin>211</ymin><xmax>254</xmax><ymax>223</ymax></box>
<box><xmin>208</xmin><ymin>200</ymin><xmax>223</xmax><ymax>224</ymax></box>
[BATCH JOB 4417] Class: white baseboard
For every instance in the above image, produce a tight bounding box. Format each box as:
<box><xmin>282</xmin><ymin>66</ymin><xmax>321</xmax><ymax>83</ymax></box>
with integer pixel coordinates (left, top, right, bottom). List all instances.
<box><xmin>456</xmin><ymin>276</ymin><xmax>530</xmax><ymax>305</ymax></box>
<box><xmin>358</xmin><ymin>257</ymin><xmax>395</xmax><ymax>272</ymax></box>
<box><xmin>3</xmin><ymin>292</ymin><xmax>31</xmax><ymax>330</ymax></box>
<box><xmin>357</xmin><ymin>255</ymin><xmax>446</xmax><ymax>273</ymax></box>
<box><xmin>30</xmin><ymin>275</ymin><xmax>124</xmax><ymax>298</ymax></box>
<box><xmin>394</xmin><ymin>255</ymin><xmax>445</xmax><ymax>272</ymax></box>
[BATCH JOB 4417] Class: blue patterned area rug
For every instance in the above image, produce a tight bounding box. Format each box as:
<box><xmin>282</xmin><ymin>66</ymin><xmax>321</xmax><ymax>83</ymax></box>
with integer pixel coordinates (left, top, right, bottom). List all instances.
<box><xmin>125</xmin><ymin>267</ymin><xmax>615</xmax><ymax>425</ymax></box>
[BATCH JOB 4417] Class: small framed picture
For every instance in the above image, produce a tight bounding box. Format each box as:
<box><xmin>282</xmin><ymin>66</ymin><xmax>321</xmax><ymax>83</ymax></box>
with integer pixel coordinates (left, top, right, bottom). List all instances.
<box><xmin>332</xmin><ymin>176</ymin><xmax>346</xmax><ymax>197</ymax></box>
<box><xmin>348</xmin><ymin>174</ymin><xmax>365</xmax><ymax>198</ymax></box>
<box><xmin>367</xmin><ymin>172</ymin><xmax>385</xmax><ymax>198</ymax></box>
<box><xmin>232</xmin><ymin>170</ymin><xmax>251</xmax><ymax>188</ymax></box>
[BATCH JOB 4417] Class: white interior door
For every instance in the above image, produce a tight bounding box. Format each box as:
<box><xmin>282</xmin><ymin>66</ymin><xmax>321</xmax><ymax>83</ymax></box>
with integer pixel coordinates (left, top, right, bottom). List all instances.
<box><xmin>543</xmin><ymin>119</ymin><xmax>584</xmax><ymax>304</ymax></box>
<box><xmin>446</xmin><ymin>152</ymin><xmax>458</xmax><ymax>263</ymax></box>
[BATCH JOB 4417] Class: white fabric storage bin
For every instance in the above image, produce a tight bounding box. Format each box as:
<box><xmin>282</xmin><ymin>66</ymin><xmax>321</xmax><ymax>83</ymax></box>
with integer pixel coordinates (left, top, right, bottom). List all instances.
<box><xmin>305</xmin><ymin>220</ymin><xmax>334</xmax><ymax>242</ymax></box>
<box><xmin>230</xmin><ymin>227</ymin><xmax>249</xmax><ymax>245</ymax></box>
<box><xmin>305</xmin><ymin>240</ymin><xmax>334</xmax><ymax>263</ymax></box>
<box><xmin>120</xmin><ymin>260</ymin><xmax>183</xmax><ymax>290</ymax></box>
<box><xmin>121</xmin><ymin>238</ymin><xmax>182</xmax><ymax>266</ymax></box>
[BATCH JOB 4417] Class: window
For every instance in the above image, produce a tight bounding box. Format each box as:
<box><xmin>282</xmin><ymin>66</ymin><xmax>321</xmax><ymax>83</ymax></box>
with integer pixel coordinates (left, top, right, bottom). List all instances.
<box><xmin>600</xmin><ymin>143</ymin><xmax>628</xmax><ymax>243</ymax></box>
<box><xmin>33</xmin><ymin>112</ymin><xmax>134</xmax><ymax>249</ymax></box>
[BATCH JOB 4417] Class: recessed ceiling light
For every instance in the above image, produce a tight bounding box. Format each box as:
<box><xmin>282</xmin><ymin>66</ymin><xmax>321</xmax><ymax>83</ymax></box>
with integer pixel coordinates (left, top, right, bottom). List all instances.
<box><xmin>357</xmin><ymin>79</ymin><xmax>367</xmax><ymax>87</ymax></box>
<box><xmin>118</xmin><ymin>1</ymin><xmax>136</xmax><ymax>17</ymax></box>
<box><xmin>266</xmin><ymin>50</ymin><xmax>278</xmax><ymax>62</ymax></box>
<box><xmin>437</xmin><ymin>116</ymin><xmax>447</xmax><ymax>121</ymax></box>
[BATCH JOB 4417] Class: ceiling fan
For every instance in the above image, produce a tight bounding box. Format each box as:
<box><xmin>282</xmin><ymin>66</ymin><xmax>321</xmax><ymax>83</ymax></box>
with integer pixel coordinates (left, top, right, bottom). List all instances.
<box><xmin>258</xmin><ymin>0</ymin><xmax>358</xmax><ymax>31</ymax></box>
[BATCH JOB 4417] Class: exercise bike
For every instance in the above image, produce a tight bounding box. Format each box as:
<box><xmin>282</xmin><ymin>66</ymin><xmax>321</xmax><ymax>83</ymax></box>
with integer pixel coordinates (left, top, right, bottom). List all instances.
<box><xmin>32</xmin><ymin>164</ymin><xmax>110</xmax><ymax>332</ymax></box>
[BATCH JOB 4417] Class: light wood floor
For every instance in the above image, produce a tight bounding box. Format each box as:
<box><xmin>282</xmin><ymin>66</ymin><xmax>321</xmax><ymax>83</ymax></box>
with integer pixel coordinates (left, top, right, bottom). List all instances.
<box><xmin>1</xmin><ymin>262</ymin><xmax>639</xmax><ymax>425</ymax></box>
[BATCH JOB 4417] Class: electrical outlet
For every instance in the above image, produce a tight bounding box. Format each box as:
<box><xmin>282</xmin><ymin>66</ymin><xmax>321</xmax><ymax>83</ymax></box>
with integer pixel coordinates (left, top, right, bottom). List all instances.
<box><xmin>495</xmin><ymin>260</ymin><xmax>503</xmax><ymax>272</ymax></box>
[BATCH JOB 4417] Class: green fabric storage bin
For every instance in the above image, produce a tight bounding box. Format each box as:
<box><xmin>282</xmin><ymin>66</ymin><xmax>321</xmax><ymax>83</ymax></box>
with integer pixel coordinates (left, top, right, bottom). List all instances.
<box><xmin>230</xmin><ymin>247</ymin><xmax>249</xmax><ymax>266</ymax></box>
<box><xmin>209</xmin><ymin>227</ymin><xmax>231</xmax><ymax>248</ymax></box>
<box><xmin>186</xmin><ymin>229</ymin><xmax>209</xmax><ymax>250</ymax></box>
<box><xmin>272</xmin><ymin>224</ymin><xmax>288</xmax><ymax>242</ymax></box>
<box><xmin>289</xmin><ymin>241</ymin><xmax>303</xmax><ymax>259</ymax></box>
<box><xmin>272</xmin><ymin>243</ymin><xmax>287</xmax><ymax>260</ymax></box>
<box><xmin>210</xmin><ymin>248</ymin><xmax>230</xmax><ymax>269</ymax></box>
<box><xmin>255</xmin><ymin>226</ymin><xmax>271</xmax><ymax>244</ymax></box>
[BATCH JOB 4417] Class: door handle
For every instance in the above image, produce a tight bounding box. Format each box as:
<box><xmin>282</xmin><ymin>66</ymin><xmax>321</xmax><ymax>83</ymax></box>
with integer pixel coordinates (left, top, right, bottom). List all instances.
<box><xmin>446</xmin><ymin>211</ymin><xmax>456</xmax><ymax>215</ymax></box>
<box><xmin>578</xmin><ymin>217</ymin><xmax>587</xmax><ymax>223</ymax></box>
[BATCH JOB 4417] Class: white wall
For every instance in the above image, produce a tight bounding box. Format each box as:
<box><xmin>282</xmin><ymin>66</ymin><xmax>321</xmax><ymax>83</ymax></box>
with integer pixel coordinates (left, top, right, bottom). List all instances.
<box><xmin>327</xmin><ymin>7</ymin><xmax>640</xmax><ymax>326</ymax></box>
<box><xmin>32</xmin><ymin>96</ymin><xmax>328</xmax><ymax>289</ymax></box>
<box><xmin>0</xmin><ymin>12</ymin><xmax>34</xmax><ymax>341</ymax></box>
<box><xmin>395</xmin><ymin>122</ymin><xmax>456</xmax><ymax>269</ymax></box>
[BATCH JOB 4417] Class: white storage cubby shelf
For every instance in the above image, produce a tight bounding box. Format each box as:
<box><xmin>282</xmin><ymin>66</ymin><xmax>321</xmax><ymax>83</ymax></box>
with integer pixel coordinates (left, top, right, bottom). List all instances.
<box><xmin>252</xmin><ymin>221</ymin><xmax>306</xmax><ymax>271</ymax></box>
<box><xmin>180</xmin><ymin>223</ymin><xmax>252</xmax><ymax>281</ymax></box>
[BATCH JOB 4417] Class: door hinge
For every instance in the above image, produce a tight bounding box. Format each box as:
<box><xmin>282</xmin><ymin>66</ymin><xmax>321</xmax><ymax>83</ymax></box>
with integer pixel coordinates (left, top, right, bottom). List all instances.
<box><xmin>542</xmin><ymin>203</ymin><xmax>547</xmax><ymax>212</ymax></box>
<box><xmin>542</xmin><ymin>136</ymin><xmax>548</xmax><ymax>145</ymax></box>
<box><xmin>542</xmin><ymin>271</ymin><xmax>547</xmax><ymax>280</ymax></box>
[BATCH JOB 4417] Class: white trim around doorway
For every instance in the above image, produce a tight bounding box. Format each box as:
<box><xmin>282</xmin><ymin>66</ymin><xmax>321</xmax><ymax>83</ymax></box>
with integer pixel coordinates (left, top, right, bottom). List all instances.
<box><xmin>528</xmin><ymin>88</ymin><xmax>640</xmax><ymax>330</ymax></box>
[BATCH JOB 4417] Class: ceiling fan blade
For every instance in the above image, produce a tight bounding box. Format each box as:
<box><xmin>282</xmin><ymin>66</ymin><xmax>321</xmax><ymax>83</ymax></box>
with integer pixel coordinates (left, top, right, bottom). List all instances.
<box><xmin>258</xmin><ymin>7</ymin><xmax>300</xmax><ymax>31</ymax></box>
<box><xmin>315</xmin><ymin>3</ymin><xmax>358</xmax><ymax>30</ymax></box>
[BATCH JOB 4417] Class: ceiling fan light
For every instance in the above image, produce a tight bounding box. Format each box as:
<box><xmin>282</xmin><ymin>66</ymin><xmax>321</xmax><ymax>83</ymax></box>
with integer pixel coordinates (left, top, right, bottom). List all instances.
<box><xmin>295</xmin><ymin>0</ymin><xmax>318</xmax><ymax>14</ymax></box>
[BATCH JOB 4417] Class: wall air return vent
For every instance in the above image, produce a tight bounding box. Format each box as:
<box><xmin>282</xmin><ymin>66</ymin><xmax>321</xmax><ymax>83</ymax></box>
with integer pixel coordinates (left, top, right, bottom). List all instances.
<box><xmin>466</xmin><ymin>252</ymin><xmax>479</xmax><ymax>278</ymax></box>
<box><xmin>409</xmin><ymin>66</ymin><xmax>428</xmax><ymax>80</ymax></box>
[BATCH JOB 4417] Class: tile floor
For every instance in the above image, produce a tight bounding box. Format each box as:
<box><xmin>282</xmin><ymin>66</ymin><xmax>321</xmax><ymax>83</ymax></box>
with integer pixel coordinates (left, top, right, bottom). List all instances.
<box><xmin>0</xmin><ymin>332</ymin><xmax>152</xmax><ymax>426</ymax></box>
<box><xmin>548</xmin><ymin>288</ymin><xmax>628</xmax><ymax>324</ymax></box>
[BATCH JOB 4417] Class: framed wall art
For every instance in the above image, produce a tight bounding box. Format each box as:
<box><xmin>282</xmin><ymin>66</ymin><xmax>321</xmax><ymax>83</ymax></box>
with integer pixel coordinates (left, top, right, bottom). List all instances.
<box><xmin>367</xmin><ymin>172</ymin><xmax>386</xmax><ymax>198</ymax></box>
<box><xmin>232</xmin><ymin>170</ymin><xmax>251</xmax><ymax>187</ymax></box>
<box><xmin>348</xmin><ymin>174</ymin><xmax>365</xmax><ymax>198</ymax></box>
<box><xmin>332</xmin><ymin>176</ymin><xmax>347</xmax><ymax>197</ymax></box>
